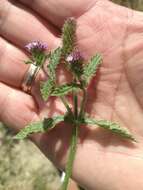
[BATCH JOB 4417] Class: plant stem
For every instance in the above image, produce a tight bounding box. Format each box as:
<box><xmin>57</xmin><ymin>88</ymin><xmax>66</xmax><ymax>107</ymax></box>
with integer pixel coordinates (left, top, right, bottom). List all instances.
<box><xmin>61</xmin><ymin>81</ymin><xmax>79</xmax><ymax>190</ymax></box>
<box><xmin>60</xmin><ymin>96</ymin><xmax>73</xmax><ymax>115</ymax></box>
<box><xmin>74</xmin><ymin>94</ymin><xmax>78</xmax><ymax>118</ymax></box>
<box><xmin>73</xmin><ymin>78</ymin><xmax>78</xmax><ymax>119</ymax></box>
<box><xmin>79</xmin><ymin>88</ymin><xmax>87</xmax><ymax>118</ymax></box>
<box><xmin>61</xmin><ymin>123</ymin><xmax>79</xmax><ymax>190</ymax></box>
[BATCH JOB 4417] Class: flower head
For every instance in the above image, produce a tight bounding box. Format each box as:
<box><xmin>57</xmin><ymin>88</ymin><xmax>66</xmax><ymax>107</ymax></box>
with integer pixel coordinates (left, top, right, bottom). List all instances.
<box><xmin>25</xmin><ymin>41</ymin><xmax>48</xmax><ymax>53</ymax></box>
<box><xmin>66</xmin><ymin>51</ymin><xmax>82</xmax><ymax>63</ymax></box>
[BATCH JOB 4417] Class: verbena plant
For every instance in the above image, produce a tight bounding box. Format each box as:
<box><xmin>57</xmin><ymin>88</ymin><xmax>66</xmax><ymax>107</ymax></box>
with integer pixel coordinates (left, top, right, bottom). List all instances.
<box><xmin>15</xmin><ymin>18</ymin><xmax>136</xmax><ymax>190</ymax></box>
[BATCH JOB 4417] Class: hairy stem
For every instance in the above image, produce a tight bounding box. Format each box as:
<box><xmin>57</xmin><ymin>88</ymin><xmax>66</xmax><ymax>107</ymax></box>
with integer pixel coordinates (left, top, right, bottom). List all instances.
<box><xmin>73</xmin><ymin>78</ymin><xmax>78</xmax><ymax>119</ymax></box>
<box><xmin>61</xmin><ymin>79</ymin><xmax>79</xmax><ymax>190</ymax></box>
<box><xmin>74</xmin><ymin>94</ymin><xmax>78</xmax><ymax>118</ymax></box>
<box><xmin>79</xmin><ymin>88</ymin><xmax>87</xmax><ymax>118</ymax></box>
<box><xmin>61</xmin><ymin>123</ymin><xmax>79</xmax><ymax>190</ymax></box>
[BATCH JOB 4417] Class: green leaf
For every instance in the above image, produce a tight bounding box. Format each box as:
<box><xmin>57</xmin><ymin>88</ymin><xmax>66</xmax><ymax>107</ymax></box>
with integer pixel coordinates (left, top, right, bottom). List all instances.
<box><xmin>51</xmin><ymin>83</ymin><xmax>80</xmax><ymax>97</ymax></box>
<box><xmin>14</xmin><ymin>116</ymin><xmax>64</xmax><ymax>140</ymax></box>
<box><xmin>83</xmin><ymin>117</ymin><xmax>136</xmax><ymax>141</ymax></box>
<box><xmin>82</xmin><ymin>54</ymin><xmax>102</xmax><ymax>86</ymax></box>
<box><xmin>62</xmin><ymin>18</ymin><xmax>76</xmax><ymax>56</ymax></box>
<box><xmin>40</xmin><ymin>79</ymin><xmax>55</xmax><ymax>101</ymax></box>
<box><xmin>48</xmin><ymin>48</ymin><xmax>62</xmax><ymax>80</ymax></box>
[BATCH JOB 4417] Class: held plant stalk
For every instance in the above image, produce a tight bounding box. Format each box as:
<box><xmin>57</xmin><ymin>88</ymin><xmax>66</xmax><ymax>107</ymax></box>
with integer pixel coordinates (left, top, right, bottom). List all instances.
<box><xmin>15</xmin><ymin>18</ymin><xmax>136</xmax><ymax>190</ymax></box>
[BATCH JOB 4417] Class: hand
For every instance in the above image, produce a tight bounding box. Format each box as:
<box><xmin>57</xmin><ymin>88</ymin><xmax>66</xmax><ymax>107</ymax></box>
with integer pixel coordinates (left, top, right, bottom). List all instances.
<box><xmin>1</xmin><ymin>0</ymin><xmax>143</xmax><ymax>189</ymax></box>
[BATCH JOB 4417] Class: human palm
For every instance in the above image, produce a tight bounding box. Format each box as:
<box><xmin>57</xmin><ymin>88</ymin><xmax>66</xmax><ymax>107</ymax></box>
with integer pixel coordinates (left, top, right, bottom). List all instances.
<box><xmin>0</xmin><ymin>0</ymin><xmax>143</xmax><ymax>189</ymax></box>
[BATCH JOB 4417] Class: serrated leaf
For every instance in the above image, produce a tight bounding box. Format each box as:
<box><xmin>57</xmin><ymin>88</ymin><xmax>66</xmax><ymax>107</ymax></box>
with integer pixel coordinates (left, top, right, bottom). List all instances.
<box><xmin>48</xmin><ymin>48</ymin><xmax>61</xmax><ymax>80</ymax></box>
<box><xmin>83</xmin><ymin>117</ymin><xmax>136</xmax><ymax>141</ymax></box>
<box><xmin>51</xmin><ymin>83</ymin><xmax>80</xmax><ymax>97</ymax></box>
<box><xmin>40</xmin><ymin>79</ymin><xmax>55</xmax><ymax>101</ymax></box>
<box><xmin>82</xmin><ymin>54</ymin><xmax>102</xmax><ymax>86</ymax></box>
<box><xmin>62</xmin><ymin>18</ymin><xmax>76</xmax><ymax>56</ymax></box>
<box><xmin>14</xmin><ymin>116</ymin><xmax>64</xmax><ymax>140</ymax></box>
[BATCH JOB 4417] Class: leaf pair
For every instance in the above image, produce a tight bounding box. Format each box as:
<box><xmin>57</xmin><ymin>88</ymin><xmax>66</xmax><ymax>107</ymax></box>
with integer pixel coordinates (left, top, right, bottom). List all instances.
<box><xmin>14</xmin><ymin>115</ymin><xmax>136</xmax><ymax>141</ymax></box>
<box><xmin>41</xmin><ymin>82</ymin><xmax>80</xmax><ymax>101</ymax></box>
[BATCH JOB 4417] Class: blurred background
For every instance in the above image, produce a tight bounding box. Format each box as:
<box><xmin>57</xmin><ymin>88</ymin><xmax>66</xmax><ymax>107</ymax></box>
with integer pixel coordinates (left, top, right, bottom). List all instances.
<box><xmin>112</xmin><ymin>0</ymin><xmax>143</xmax><ymax>10</ymax></box>
<box><xmin>0</xmin><ymin>1</ymin><xmax>143</xmax><ymax>190</ymax></box>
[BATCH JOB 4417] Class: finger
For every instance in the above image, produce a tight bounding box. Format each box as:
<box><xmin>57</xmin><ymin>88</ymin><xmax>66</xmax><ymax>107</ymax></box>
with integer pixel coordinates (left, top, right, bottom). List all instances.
<box><xmin>18</xmin><ymin>0</ymin><xmax>97</xmax><ymax>27</ymax></box>
<box><xmin>0</xmin><ymin>0</ymin><xmax>60</xmax><ymax>49</ymax></box>
<box><xmin>0</xmin><ymin>37</ymin><xmax>46</xmax><ymax>89</ymax></box>
<box><xmin>0</xmin><ymin>36</ymin><xmax>71</xmax><ymax>91</ymax></box>
<box><xmin>0</xmin><ymin>82</ymin><xmax>39</xmax><ymax>131</ymax></box>
<box><xmin>0</xmin><ymin>37</ymin><xmax>29</xmax><ymax>87</ymax></box>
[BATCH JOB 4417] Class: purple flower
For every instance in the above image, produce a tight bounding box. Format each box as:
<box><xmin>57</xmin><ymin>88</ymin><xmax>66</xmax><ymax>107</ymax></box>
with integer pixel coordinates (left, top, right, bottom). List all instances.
<box><xmin>66</xmin><ymin>51</ymin><xmax>82</xmax><ymax>63</ymax></box>
<box><xmin>25</xmin><ymin>41</ymin><xmax>48</xmax><ymax>52</ymax></box>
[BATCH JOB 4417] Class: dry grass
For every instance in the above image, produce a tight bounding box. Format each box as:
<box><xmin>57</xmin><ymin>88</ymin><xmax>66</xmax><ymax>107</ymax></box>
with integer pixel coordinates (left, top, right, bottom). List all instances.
<box><xmin>0</xmin><ymin>125</ymin><xmax>61</xmax><ymax>190</ymax></box>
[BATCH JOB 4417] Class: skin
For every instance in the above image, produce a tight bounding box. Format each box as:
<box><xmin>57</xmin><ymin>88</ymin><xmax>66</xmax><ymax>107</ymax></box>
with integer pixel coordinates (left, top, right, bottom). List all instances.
<box><xmin>0</xmin><ymin>0</ymin><xmax>143</xmax><ymax>189</ymax></box>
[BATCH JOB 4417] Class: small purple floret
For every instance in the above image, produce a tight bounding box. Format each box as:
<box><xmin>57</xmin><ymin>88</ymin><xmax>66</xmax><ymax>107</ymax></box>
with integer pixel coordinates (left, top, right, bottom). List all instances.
<box><xmin>25</xmin><ymin>41</ymin><xmax>48</xmax><ymax>52</ymax></box>
<box><xmin>66</xmin><ymin>51</ymin><xmax>82</xmax><ymax>63</ymax></box>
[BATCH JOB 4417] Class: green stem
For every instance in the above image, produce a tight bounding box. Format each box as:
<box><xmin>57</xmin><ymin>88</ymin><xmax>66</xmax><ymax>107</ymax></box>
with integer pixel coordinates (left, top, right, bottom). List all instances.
<box><xmin>74</xmin><ymin>94</ymin><xmax>78</xmax><ymax>118</ymax></box>
<box><xmin>73</xmin><ymin>78</ymin><xmax>78</xmax><ymax>119</ymax></box>
<box><xmin>79</xmin><ymin>88</ymin><xmax>87</xmax><ymax>118</ymax></box>
<box><xmin>60</xmin><ymin>96</ymin><xmax>73</xmax><ymax>115</ymax></box>
<box><xmin>61</xmin><ymin>78</ymin><xmax>79</xmax><ymax>190</ymax></box>
<box><xmin>61</xmin><ymin>123</ymin><xmax>79</xmax><ymax>190</ymax></box>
